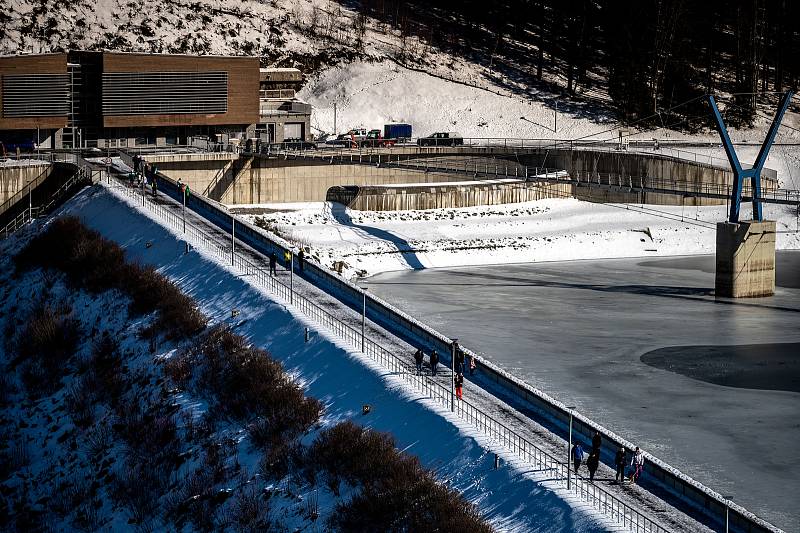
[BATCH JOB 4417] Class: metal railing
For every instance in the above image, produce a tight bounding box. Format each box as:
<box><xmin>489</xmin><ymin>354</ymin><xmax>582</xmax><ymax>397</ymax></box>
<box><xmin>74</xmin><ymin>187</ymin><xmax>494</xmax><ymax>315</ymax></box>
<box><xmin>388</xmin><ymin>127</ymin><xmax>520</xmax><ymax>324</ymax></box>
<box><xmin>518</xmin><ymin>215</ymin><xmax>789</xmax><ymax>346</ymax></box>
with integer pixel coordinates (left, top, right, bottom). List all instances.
<box><xmin>1</xmin><ymin>156</ymin><xmax>99</xmax><ymax>239</ymax></box>
<box><xmin>259</xmin><ymin>89</ymin><xmax>296</xmax><ymax>99</ymax></box>
<box><xmin>107</xmin><ymin>176</ymin><xmax>673</xmax><ymax>533</ymax></box>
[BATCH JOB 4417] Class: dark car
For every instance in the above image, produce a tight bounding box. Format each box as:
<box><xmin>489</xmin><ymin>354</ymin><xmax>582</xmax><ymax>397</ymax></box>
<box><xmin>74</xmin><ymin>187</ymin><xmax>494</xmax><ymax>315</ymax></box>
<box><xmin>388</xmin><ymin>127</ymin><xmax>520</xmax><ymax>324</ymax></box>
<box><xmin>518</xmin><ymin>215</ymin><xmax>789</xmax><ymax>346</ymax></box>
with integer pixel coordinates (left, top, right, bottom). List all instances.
<box><xmin>281</xmin><ymin>138</ymin><xmax>317</xmax><ymax>150</ymax></box>
<box><xmin>417</xmin><ymin>132</ymin><xmax>464</xmax><ymax>147</ymax></box>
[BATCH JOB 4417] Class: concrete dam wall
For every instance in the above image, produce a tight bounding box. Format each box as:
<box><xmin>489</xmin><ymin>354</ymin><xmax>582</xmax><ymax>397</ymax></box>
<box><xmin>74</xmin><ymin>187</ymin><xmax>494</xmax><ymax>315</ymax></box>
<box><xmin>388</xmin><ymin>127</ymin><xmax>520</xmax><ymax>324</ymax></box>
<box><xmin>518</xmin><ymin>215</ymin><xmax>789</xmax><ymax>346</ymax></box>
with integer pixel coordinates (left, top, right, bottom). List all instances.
<box><xmin>145</xmin><ymin>147</ymin><xmax>778</xmax><ymax>209</ymax></box>
<box><xmin>328</xmin><ymin>179</ymin><xmax>573</xmax><ymax>211</ymax></box>
<box><xmin>149</xmin><ymin>152</ymin><xmax>473</xmax><ymax>204</ymax></box>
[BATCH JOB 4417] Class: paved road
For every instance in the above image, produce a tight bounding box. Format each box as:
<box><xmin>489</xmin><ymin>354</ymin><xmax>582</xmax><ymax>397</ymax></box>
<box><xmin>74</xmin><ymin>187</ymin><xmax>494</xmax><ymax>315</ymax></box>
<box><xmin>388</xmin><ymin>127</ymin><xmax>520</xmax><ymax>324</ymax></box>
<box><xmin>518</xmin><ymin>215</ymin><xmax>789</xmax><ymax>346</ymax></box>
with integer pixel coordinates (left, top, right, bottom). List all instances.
<box><xmin>362</xmin><ymin>252</ymin><xmax>800</xmax><ymax>532</ymax></box>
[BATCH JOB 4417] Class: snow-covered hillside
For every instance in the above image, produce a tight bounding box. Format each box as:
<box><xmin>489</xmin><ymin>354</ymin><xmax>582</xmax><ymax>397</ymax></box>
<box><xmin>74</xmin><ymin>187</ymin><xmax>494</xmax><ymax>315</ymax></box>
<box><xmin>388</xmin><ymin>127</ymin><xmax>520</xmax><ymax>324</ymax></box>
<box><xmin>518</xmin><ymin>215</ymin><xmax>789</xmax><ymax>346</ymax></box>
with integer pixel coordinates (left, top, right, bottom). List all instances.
<box><xmin>1</xmin><ymin>0</ymin><xmax>475</xmax><ymax>82</ymax></box>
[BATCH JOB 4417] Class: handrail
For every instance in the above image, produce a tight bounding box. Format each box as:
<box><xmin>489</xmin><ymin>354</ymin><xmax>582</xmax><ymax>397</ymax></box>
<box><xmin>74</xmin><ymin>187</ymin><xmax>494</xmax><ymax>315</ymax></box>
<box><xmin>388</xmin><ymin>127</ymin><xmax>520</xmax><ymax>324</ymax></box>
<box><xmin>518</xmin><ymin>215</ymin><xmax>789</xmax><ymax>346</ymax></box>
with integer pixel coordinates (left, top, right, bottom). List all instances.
<box><xmin>0</xmin><ymin>165</ymin><xmax>51</xmax><ymax>217</ymax></box>
<box><xmin>107</xmin><ymin>176</ymin><xmax>680</xmax><ymax>533</ymax></box>
<box><xmin>1</xmin><ymin>158</ymin><xmax>98</xmax><ymax>239</ymax></box>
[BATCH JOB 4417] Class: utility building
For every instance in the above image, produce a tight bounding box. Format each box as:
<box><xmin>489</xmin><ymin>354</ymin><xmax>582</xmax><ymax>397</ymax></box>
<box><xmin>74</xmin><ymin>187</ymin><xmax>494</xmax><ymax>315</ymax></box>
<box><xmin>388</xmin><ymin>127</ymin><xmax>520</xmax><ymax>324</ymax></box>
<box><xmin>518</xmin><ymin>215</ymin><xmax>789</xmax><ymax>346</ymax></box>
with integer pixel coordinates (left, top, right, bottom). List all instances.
<box><xmin>258</xmin><ymin>67</ymin><xmax>312</xmax><ymax>144</ymax></box>
<box><xmin>0</xmin><ymin>51</ymin><xmax>312</xmax><ymax>151</ymax></box>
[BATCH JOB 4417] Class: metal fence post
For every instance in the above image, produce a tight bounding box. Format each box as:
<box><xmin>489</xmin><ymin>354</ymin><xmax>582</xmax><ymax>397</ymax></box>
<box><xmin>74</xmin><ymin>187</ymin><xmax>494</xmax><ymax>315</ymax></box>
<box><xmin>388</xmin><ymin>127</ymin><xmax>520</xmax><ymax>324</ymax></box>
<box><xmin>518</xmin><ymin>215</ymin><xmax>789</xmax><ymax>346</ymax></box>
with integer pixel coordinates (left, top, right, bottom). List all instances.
<box><xmin>451</xmin><ymin>339</ymin><xmax>458</xmax><ymax>412</ymax></box>
<box><xmin>231</xmin><ymin>218</ymin><xmax>235</xmax><ymax>266</ymax></box>
<box><xmin>361</xmin><ymin>289</ymin><xmax>367</xmax><ymax>353</ymax></box>
<box><xmin>567</xmin><ymin>406</ymin><xmax>576</xmax><ymax>491</ymax></box>
<box><xmin>182</xmin><ymin>187</ymin><xmax>186</xmax><ymax>234</ymax></box>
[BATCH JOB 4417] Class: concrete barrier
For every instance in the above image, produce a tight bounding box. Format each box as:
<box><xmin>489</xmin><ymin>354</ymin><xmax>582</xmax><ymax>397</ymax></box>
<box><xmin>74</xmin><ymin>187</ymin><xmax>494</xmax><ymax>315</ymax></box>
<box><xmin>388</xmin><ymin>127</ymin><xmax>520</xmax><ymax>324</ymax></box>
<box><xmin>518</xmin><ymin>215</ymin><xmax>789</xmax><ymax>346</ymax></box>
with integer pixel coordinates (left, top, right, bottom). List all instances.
<box><xmin>150</xmin><ymin>169</ymin><xmax>778</xmax><ymax>533</ymax></box>
<box><xmin>328</xmin><ymin>179</ymin><xmax>573</xmax><ymax>211</ymax></box>
<box><xmin>0</xmin><ymin>163</ymin><xmax>52</xmax><ymax>206</ymax></box>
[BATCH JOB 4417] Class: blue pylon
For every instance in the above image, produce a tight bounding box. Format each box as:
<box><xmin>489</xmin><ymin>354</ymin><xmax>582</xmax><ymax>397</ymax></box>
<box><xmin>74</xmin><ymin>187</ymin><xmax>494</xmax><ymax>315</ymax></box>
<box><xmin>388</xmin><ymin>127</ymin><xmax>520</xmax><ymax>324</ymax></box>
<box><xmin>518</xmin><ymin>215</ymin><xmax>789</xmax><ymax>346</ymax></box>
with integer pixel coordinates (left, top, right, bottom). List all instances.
<box><xmin>707</xmin><ymin>91</ymin><xmax>794</xmax><ymax>223</ymax></box>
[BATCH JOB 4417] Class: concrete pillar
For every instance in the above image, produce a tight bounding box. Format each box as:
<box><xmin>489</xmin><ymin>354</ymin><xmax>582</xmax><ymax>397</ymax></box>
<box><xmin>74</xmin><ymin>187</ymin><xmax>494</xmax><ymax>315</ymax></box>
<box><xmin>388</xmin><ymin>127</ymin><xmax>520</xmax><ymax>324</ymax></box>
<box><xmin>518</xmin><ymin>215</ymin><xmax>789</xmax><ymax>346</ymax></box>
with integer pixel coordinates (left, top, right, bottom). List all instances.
<box><xmin>715</xmin><ymin>220</ymin><xmax>776</xmax><ymax>298</ymax></box>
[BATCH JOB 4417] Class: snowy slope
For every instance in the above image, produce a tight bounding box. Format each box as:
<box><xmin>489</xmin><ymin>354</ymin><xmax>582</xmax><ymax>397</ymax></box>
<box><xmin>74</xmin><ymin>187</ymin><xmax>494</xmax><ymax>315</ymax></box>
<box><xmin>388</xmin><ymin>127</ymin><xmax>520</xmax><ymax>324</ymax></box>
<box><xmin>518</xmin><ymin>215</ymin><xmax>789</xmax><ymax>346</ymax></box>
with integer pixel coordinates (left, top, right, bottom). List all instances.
<box><xmin>0</xmin><ymin>187</ymin><xmax>616</xmax><ymax>532</ymax></box>
<box><xmin>236</xmin><ymin>199</ymin><xmax>800</xmax><ymax>279</ymax></box>
<box><xmin>0</xmin><ymin>0</ymin><xmax>476</xmax><ymax>81</ymax></box>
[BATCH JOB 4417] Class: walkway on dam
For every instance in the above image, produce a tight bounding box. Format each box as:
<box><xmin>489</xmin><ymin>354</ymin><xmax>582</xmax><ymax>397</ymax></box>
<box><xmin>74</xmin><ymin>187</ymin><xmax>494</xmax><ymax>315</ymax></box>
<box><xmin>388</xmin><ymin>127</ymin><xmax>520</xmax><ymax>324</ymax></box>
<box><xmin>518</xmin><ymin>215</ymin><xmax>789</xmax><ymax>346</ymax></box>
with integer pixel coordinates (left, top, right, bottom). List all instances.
<box><xmin>103</xmin><ymin>173</ymin><xmax>713</xmax><ymax>533</ymax></box>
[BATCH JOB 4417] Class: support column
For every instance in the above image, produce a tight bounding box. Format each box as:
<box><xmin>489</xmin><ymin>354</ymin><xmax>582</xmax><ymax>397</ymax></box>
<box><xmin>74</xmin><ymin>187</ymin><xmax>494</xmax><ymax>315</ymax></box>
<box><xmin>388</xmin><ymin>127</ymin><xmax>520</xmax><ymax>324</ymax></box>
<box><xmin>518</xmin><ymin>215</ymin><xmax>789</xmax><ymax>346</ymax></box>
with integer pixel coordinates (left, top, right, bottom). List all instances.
<box><xmin>715</xmin><ymin>221</ymin><xmax>776</xmax><ymax>298</ymax></box>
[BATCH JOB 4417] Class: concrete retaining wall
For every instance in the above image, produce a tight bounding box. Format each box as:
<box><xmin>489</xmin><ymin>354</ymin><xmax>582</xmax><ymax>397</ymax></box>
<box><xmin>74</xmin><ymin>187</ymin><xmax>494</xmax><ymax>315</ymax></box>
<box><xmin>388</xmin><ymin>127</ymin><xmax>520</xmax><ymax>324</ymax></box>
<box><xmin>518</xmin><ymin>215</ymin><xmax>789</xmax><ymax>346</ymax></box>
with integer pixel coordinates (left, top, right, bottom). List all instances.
<box><xmin>0</xmin><ymin>163</ymin><xmax>52</xmax><ymax>205</ymax></box>
<box><xmin>523</xmin><ymin>148</ymin><xmax>777</xmax><ymax>206</ymax></box>
<box><xmin>329</xmin><ymin>179</ymin><xmax>573</xmax><ymax>211</ymax></box>
<box><xmin>150</xmin><ymin>168</ymin><xmax>777</xmax><ymax>533</ymax></box>
<box><xmin>148</xmin><ymin>148</ymin><xmax>779</xmax><ymax>210</ymax></box>
<box><xmin>153</xmin><ymin>154</ymin><xmax>481</xmax><ymax>204</ymax></box>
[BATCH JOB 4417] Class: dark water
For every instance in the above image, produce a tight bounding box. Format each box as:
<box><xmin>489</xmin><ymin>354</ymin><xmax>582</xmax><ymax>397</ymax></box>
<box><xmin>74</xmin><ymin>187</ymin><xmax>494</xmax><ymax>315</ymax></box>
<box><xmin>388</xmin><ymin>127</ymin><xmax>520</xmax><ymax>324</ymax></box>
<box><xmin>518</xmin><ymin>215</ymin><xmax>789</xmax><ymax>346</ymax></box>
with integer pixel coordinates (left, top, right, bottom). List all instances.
<box><xmin>641</xmin><ymin>342</ymin><xmax>800</xmax><ymax>393</ymax></box>
<box><xmin>363</xmin><ymin>251</ymin><xmax>800</xmax><ymax>531</ymax></box>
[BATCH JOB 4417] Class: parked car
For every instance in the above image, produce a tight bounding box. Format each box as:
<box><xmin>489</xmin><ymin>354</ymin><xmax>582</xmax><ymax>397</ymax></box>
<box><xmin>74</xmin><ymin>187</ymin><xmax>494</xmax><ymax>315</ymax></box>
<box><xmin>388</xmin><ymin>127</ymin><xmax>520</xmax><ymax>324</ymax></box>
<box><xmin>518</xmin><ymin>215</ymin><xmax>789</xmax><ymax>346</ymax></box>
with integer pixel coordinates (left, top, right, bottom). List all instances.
<box><xmin>278</xmin><ymin>139</ymin><xmax>317</xmax><ymax>150</ymax></box>
<box><xmin>417</xmin><ymin>132</ymin><xmax>464</xmax><ymax>147</ymax></box>
<box><xmin>359</xmin><ymin>129</ymin><xmax>396</xmax><ymax>148</ymax></box>
<box><xmin>324</xmin><ymin>128</ymin><xmax>368</xmax><ymax>148</ymax></box>
<box><xmin>345</xmin><ymin>128</ymin><xmax>368</xmax><ymax>142</ymax></box>
<box><xmin>325</xmin><ymin>133</ymin><xmax>352</xmax><ymax>147</ymax></box>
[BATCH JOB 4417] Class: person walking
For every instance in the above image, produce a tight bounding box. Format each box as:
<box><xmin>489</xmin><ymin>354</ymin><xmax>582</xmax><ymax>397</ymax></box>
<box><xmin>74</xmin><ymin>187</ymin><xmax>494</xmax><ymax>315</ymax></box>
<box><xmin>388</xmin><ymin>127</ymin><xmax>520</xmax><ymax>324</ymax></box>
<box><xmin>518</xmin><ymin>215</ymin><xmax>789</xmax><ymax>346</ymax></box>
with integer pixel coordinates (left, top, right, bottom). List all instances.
<box><xmin>572</xmin><ymin>442</ymin><xmax>585</xmax><ymax>475</ymax></box>
<box><xmin>614</xmin><ymin>447</ymin><xmax>626</xmax><ymax>483</ymax></box>
<box><xmin>413</xmin><ymin>348</ymin><xmax>424</xmax><ymax>375</ymax></box>
<box><xmin>430</xmin><ymin>349</ymin><xmax>439</xmax><ymax>376</ymax></box>
<box><xmin>630</xmin><ymin>447</ymin><xmax>644</xmax><ymax>484</ymax></box>
<box><xmin>151</xmin><ymin>176</ymin><xmax>158</xmax><ymax>197</ymax></box>
<box><xmin>455</xmin><ymin>372</ymin><xmax>464</xmax><ymax>400</ymax></box>
<box><xmin>269</xmin><ymin>252</ymin><xmax>277</xmax><ymax>276</ymax></box>
<box><xmin>455</xmin><ymin>348</ymin><xmax>465</xmax><ymax>375</ymax></box>
<box><xmin>298</xmin><ymin>249</ymin><xmax>305</xmax><ymax>272</ymax></box>
<box><xmin>469</xmin><ymin>355</ymin><xmax>476</xmax><ymax>376</ymax></box>
<box><xmin>587</xmin><ymin>450</ymin><xmax>600</xmax><ymax>482</ymax></box>
<box><xmin>591</xmin><ymin>431</ymin><xmax>602</xmax><ymax>454</ymax></box>
<box><xmin>284</xmin><ymin>250</ymin><xmax>292</xmax><ymax>269</ymax></box>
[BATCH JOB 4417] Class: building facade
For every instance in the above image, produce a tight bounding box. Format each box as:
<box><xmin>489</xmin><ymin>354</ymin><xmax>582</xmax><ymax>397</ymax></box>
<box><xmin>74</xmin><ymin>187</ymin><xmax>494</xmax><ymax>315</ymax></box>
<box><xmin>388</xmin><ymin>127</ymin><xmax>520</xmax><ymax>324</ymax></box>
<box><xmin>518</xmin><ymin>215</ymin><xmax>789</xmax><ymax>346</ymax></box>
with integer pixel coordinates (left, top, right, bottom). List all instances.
<box><xmin>257</xmin><ymin>67</ymin><xmax>312</xmax><ymax>144</ymax></box>
<box><xmin>0</xmin><ymin>51</ymin><xmax>312</xmax><ymax>151</ymax></box>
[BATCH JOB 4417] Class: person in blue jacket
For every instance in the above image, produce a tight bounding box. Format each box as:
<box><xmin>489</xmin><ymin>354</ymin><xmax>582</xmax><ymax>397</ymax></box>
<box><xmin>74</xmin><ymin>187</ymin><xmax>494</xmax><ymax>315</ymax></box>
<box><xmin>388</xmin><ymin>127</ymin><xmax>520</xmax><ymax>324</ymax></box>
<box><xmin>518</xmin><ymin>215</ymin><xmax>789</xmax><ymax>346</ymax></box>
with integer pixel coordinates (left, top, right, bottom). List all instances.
<box><xmin>572</xmin><ymin>442</ymin><xmax>585</xmax><ymax>474</ymax></box>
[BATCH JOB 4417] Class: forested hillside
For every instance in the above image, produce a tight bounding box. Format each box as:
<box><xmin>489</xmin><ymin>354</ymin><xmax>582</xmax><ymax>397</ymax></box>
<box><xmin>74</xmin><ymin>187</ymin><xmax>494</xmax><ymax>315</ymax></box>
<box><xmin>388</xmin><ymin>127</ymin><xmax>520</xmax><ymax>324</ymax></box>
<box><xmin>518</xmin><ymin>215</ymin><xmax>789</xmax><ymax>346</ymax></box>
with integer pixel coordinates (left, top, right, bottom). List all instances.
<box><xmin>350</xmin><ymin>0</ymin><xmax>800</xmax><ymax>128</ymax></box>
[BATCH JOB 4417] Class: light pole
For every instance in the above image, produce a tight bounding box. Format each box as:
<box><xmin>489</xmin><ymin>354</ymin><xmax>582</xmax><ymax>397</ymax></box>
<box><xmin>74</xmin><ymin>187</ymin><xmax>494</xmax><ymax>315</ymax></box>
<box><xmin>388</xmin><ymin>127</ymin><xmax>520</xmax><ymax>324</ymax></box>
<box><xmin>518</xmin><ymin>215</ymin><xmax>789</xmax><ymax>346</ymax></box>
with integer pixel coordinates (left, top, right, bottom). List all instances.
<box><xmin>231</xmin><ymin>217</ymin><xmax>235</xmax><ymax>266</ymax></box>
<box><xmin>724</xmin><ymin>495</ymin><xmax>733</xmax><ymax>533</ymax></box>
<box><xmin>566</xmin><ymin>405</ymin><xmax>576</xmax><ymax>491</ymax></box>
<box><xmin>182</xmin><ymin>185</ymin><xmax>186</xmax><ymax>234</ymax></box>
<box><xmin>289</xmin><ymin>250</ymin><xmax>294</xmax><ymax>305</ymax></box>
<box><xmin>554</xmin><ymin>99</ymin><xmax>558</xmax><ymax>133</ymax></box>
<box><xmin>361</xmin><ymin>288</ymin><xmax>367</xmax><ymax>353</ymax></box>
<box><xmin>450</xmin><ymin>339</ymin><xmax>459</xmax><ymax>412</ymax></box>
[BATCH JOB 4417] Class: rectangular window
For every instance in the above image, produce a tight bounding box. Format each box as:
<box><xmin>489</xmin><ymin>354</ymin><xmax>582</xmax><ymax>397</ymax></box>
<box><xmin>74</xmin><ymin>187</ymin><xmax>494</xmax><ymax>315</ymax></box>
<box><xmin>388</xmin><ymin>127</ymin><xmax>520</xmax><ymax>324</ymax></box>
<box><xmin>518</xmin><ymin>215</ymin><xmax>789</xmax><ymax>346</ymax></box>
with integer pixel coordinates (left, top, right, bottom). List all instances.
<box><xmin>102</xmin><ymin>71</ymin><xmax>228</xmax><ymax>115</ymax></box>
<box><xmin>1</xmin><ymin>74</ymin><xmax>69</xmax><ymax>117</ymax></box>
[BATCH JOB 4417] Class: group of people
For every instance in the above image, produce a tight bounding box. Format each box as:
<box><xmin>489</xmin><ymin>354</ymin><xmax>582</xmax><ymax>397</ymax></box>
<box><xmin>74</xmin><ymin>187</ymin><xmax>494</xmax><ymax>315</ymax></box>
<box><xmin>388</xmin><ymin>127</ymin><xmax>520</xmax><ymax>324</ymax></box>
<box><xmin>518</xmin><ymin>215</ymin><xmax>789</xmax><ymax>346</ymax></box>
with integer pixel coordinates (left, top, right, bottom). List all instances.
<box><xmin>268</xmin><ymin>249</ymin><xmax>305</xmax><ymax>277</ymax></box>
<box><xmin>572</xmin><ymin>431</ymin><xmax>645</xmax><ymax>485</ymax></box>
<box><xmin>129</xmin><ymin>153</ymin><xmax>159</xmax><ymax>196</ymax></box>
<box><xmin>412</xmin><ymin>347</ymin><xmax>477</xmax><ymax>400</ymax></box>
